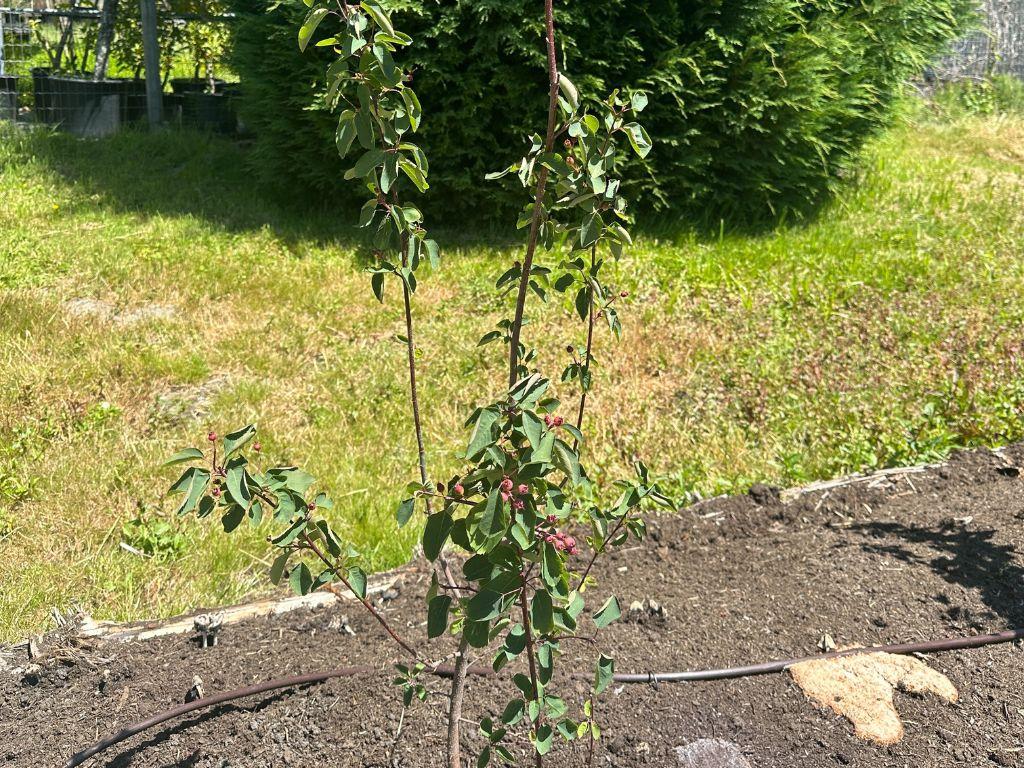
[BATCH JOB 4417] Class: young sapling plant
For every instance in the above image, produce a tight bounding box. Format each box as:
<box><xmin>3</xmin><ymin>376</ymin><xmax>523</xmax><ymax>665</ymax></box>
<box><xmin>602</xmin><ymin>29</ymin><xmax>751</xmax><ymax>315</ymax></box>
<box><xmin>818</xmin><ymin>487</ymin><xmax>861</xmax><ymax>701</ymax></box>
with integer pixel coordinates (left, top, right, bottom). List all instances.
<box><xmin>166</xmin><ymin>1</ymin><xmax>671</xmax><ymax>766</ymax></box>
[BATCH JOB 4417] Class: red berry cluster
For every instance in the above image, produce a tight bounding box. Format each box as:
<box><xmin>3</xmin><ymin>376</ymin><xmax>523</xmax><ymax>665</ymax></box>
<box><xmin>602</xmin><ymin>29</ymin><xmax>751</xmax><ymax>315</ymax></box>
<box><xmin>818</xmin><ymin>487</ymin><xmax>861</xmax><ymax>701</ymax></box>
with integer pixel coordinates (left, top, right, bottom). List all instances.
<box><xmin>536</xmin><ymin>514</ymin><xmax>578</xmax><ymax>555</ymax></box>
<box><xmin>499</xmin><ymin>475</ymin><xmax>529</xmax><ymax>510</ymax></box>
<box><xmin>543</xmin><ymin>414</ymin><xmax>565</xmax><ymax>428</ymax></box>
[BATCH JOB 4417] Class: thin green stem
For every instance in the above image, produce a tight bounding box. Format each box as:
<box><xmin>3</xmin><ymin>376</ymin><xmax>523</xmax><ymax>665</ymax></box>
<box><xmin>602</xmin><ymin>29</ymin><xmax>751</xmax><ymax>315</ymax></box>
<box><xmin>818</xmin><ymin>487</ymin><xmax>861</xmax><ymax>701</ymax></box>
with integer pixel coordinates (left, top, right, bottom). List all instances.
<box><xmin>507</xmin><ymin>0</ymin><xmax>560</xmax><ymax>389</ymax></box>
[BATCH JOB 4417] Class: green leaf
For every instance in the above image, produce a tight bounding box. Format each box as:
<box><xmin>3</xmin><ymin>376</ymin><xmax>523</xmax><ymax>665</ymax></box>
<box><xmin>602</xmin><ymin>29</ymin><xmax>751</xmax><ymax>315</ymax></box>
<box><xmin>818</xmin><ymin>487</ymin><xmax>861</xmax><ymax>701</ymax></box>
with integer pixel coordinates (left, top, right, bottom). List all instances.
<box><xmin>371</xmin><ymin>271</ymin><xmax>385</xmax><ymax>303</ymax></box>
<box><xmin>534</xmin><ymin>723</ymin><xmax>554</xmax><ymax>756</ymax></box>
<box><xmin>630</xmin><ymin>91</ymin><xmax>649</xmax><ymax>112</ymax></box>
<box><xmin>521</xmin><ymin>410</ymin><xmax>544</xmax><ymax>450</ymax></box>
<box><xmin>289</xmin><ymin>562</ymin><xmax>313</xmax><ymax>595</ymax></box>
<box><xmin>269</xmin><ymin>552</ymin><xmax>289</xmax><ymax>585</ymax></box>
<box><xmin>530</xmin><ymin>430</ymin><xmax>555</xmax><ymax>464</ymax></box>
<box><xmin>594</xmin><ymin>653</ymin><xmax>614</xmax><ymax>694</ymax></box>
<box><xmin>396</xmin><ymin>497</ymin><xmax>415</xmax><ymax>527</ymax></box>
<box><xmin>221</xmin><ymin>504</ymin><xmax>245</xmax><ymax>532</ymax></box>
<box><xmin>531</xmin><ymin>589</ymin><xmax>554</xmax><ymax>633</ymax></box>
<box><xmin>558</xmin><ymin>74</ymin><xmax>579</xmax><ymax>111</ymax></box>
<box><xmin>501</xmin><ymin>698</ymin><xmax>525</xmax><ymax>725</ymax></box>
<box><xmin>593</xmin><ymin>595</ymin><xmax>621</xmax><ymax>628</ymax></box>
<box><xmin>347</xmin><ymin>565</ymin><xmax>367</xmax><ymax>598</ymax></box>
<box><xmin>170</xmin><ymin>467</ymin><xmax>210</xmax><ymax>516</ymax></box>
<box><xmin>476</xmin><ymin>747</ymin><xmax>490</xmax><ymax>768</ymax></box>
<box><xmin>423</xmin><ymin>239</ymin><xmax>440</xmax><ymax>270</ymax></box>
<box><xmin>163</xmin><ymin>447</ymin><xmax>203</xmax><ymax>467</ymax></box>
<box><xmin>427</xmin><ymin>594</ymin><xmax>451</xmax><ymax>638</ymax></box>
<box><xmin>552</xmin><ymin>439</ymin><xmax>582</xmax><ymax>485</ymax></box>
<box><xmin>399</xmin><ymin>158</ymin><xmax>429</xmax><ymax>193</ymax></box>
<box><xmin>471</xmin><ymin>489</ymin><xmax>508</xmax><ymax>553</ymax></box>
<box><xmin>298</xmin><ymin>6</ymin><xmax>328</xmax><ymax>52</ymax></box>
<box><xmin>359</xmin><ymin>198</ymin><xmax>379</xmax><ymax>228</ymax></box>
<box><xmin>466</xmin><ymin>406</ymin><xmax>499</xmax><ymax>459</ymax></box>
<box><xmin>336</xmin><ymin>116</ymin><xmax>357</xmax><ymax>158</ymax></box>
<box><xmin>464</xmin><ymin>619</ymin><xmax>490</xmax><ymax>648</ymax></box>
<box><xmin>467</xmin><ymin>589</ymin><xmax>503</xmax><ymax>622</ymax></box>
<box><xmin>360</xmin><ymin>0</ymin><xmax>394</xmax><ymax>36</ymax></box>
<box><xmin>624</xmin><ymin>122</ymin><xmax>653</xmax><ymax>159</ymax></box>
<box><xmin>574</xmin><ymin>286</ymin><xmax>591</xmax><ymax>322</ymax></box>
<box><xmin>422</xmin><ymin>511</ymin><xmax>452</xmax><ymax>561</ymax></box>
<box><xmin>580</xmin><ymin>212</ymin><xmax>603</xmax><ymax>248</ymax></box>
<box><xmin>540</xmin><ymin>542</ymin><xmax>564</xmax><ymax>591</ymax></box>
<box><xmin>223</xmin><ymin>425</ymin><xmax>256</xmax><ymax>458</ymax></box>
<box><xmin>355</xmin><ymin>110</ymin><xmax>374</xmax><ymax>149</ymax></box>
<box><xmin>348</xmin><ymin>148</ymin><xmax>386</xmax><ymax>179</ymax></box>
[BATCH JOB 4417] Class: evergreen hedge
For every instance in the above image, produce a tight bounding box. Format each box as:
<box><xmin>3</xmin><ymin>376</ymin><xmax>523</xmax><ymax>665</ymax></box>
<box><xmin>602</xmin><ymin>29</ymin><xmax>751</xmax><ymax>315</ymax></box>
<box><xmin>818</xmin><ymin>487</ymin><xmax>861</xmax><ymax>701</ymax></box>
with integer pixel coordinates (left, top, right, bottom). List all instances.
<box><xmin>228</xmin><ymin>0</ymin><xmax>974</xmax><ymax>224</ymax></box>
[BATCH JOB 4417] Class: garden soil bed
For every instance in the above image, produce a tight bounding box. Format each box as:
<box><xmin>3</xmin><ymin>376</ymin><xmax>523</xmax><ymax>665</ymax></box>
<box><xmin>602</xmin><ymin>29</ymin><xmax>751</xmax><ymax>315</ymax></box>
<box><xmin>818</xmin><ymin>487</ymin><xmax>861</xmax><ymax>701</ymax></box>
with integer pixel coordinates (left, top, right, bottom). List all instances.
<box><xmin>3</xmin><ymin>444</ymin><xmax>1024</xmax><ymax>767</ymax></box>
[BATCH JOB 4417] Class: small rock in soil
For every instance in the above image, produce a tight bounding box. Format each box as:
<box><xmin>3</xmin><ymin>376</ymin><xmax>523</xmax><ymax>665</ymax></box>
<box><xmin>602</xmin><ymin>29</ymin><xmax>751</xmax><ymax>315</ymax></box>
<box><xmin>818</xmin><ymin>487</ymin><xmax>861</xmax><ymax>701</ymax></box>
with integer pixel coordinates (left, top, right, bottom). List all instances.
<box><xmin>675</xmin><ymin>739</ymin><xmax>754</xmax><ymax>767</ymax></box>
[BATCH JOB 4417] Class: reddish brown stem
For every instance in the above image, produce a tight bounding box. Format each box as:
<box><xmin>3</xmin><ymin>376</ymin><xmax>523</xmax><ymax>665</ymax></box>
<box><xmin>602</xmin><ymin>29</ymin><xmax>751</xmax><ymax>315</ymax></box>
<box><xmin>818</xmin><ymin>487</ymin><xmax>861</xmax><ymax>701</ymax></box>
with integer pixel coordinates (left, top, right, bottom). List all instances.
<box><xmin>302</xmin><ymin>533</ymin><xmax>420</xmax><ymax>659</ymax></box>
<box><xmin>507</xmin><ymin>0</ymin><xmax>560</xmax><ymax>388</ymax></box>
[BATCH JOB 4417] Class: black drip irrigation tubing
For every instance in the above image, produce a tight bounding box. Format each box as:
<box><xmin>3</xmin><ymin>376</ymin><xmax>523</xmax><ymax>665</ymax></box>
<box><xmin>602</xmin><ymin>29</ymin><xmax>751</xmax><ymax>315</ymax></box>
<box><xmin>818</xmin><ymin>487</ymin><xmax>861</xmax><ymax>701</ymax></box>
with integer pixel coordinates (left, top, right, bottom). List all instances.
<box><xmin>65</xmin><ymin>627</ymin><xmax>1024</xmax><ymax>767</ymax></box>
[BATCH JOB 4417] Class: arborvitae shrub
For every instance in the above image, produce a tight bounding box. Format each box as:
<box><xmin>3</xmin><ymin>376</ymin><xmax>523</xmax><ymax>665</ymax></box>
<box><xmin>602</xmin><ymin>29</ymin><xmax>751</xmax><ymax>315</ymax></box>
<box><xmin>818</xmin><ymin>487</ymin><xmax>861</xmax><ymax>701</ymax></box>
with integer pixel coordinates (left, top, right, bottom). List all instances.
<box><xmin>228</xmin><ymin>0</ymin><xmax>975</xmax><ymax>224</ymax></box>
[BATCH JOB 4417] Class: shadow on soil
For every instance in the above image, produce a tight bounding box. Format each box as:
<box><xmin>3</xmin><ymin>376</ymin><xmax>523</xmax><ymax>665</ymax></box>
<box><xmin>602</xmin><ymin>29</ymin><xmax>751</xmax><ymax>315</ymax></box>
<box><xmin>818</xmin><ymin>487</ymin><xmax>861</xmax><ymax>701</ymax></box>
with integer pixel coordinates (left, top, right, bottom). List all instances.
<box><xmin>853</xmin><ymin>520</ymin><xmax>1024</xmax><ymax>627</ymax></box>
<box><xmin>103</xmin><ymin>688</ymin><xmax>305</xmax><ymax>767</ymax></box>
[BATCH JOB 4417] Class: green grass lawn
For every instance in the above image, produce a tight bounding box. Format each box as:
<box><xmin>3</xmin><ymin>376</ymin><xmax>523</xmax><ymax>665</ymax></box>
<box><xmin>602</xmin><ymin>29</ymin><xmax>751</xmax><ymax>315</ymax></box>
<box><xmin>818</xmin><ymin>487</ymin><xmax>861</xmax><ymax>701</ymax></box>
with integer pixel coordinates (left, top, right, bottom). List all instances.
<box><xmin>2</xmin><ymin>107</ymin><xmax>1024</xmax><ymax>642</ymax></box>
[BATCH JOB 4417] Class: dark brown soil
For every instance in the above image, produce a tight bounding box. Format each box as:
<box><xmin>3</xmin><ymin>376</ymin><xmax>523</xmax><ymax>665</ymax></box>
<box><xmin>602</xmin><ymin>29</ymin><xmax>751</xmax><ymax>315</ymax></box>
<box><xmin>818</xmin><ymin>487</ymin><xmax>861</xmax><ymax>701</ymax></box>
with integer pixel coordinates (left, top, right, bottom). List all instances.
<box><xmin>4</xmin><ymin>444</ymin><xmax>1024</xmax><ymax>768</ymax></box>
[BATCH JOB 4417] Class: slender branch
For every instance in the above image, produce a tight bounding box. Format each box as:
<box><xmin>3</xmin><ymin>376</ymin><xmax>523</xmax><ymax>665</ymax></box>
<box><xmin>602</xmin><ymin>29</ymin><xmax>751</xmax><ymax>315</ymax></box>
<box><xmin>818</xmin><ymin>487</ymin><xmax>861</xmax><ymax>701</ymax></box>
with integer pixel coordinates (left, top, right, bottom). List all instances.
<box><xmin>441</xmin><ymin>557</ymin><xmax>471</xmax><ymax>768</ymax></box>
<box><xmin>519</xmin><ymin>571</ymin><xmax>544</xmax><ymax>768</ymax></box>
<box><xmin>507</xmin><ymin>0</ymin><xmax>561</xmax><ymax>388</ymax></box>
<box><xmin>578</xmin><ymin>512</ymin><xmax>627</xmax><ymax>588</ymax></box>
<box><xmin>302</xmin><ymin>533</ymin><xmax>420</xmax><ymax>659</ymax></box>
<box><xmin>572</xmin><ymin>244</ymin><xmax>598</xmax><ymax>452</ymax></box>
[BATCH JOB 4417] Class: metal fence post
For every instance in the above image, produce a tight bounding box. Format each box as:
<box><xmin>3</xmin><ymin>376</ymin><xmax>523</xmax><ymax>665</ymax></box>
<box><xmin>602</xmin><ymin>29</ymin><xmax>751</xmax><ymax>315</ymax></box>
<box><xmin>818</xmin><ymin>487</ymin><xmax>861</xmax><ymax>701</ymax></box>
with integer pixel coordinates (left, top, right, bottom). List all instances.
<box><xmin>139</xmin><ymin>0</ymin><xmax>162</xmax><ymax>126</ymax></box>
<box><xmin>0</xmin><ymin>9</ymin><xmax>7</xmax><ymax>77</ymax></box>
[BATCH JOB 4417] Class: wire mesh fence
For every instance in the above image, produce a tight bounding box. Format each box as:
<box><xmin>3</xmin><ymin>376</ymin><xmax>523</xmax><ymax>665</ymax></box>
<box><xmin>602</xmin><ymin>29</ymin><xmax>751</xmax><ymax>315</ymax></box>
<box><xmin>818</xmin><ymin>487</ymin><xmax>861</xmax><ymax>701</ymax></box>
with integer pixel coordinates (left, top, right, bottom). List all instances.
<box><xmin>0</xmin><ymin>0</ymin><xmax>238</xmax><ymax>134</ymax></box>
<box><xmin>931</xmin><ymin>0</ymin><xmax>1024</xmax><ymax>81</ymax></box>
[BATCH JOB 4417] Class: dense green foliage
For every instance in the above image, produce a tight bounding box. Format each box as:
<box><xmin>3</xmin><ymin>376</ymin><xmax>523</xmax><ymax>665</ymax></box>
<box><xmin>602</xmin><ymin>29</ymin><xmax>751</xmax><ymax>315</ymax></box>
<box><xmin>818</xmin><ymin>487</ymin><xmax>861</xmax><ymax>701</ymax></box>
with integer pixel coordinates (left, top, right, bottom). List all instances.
<box><xmin>229</xmin><ymin>0</ymin><xmax>975</xmax><ymax>223</ymax></box>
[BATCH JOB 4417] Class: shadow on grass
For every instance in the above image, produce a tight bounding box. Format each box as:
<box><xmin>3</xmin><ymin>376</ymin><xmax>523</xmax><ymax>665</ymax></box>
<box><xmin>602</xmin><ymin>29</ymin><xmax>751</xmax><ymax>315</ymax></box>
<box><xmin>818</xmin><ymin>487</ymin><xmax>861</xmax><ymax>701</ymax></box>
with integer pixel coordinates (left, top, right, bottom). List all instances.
<box><xmin>853</xmin><ymin>520</ymin><xmax>1024</xmax><ymax>627</ymax></box>
<box><xmin>7</xmin><ymin>126</ymin><xmax>523</xmax><ymax>253</ymax></box>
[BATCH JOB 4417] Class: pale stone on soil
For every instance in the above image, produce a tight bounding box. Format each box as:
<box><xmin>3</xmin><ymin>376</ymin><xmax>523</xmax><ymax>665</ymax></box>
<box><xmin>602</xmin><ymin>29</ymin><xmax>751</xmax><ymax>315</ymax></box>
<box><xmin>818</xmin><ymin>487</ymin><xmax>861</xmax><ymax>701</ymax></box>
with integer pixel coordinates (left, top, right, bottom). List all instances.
<box><xmin>675</xmin><ymin>739</ymin><xmax>754</xmax><ymax>767</ymax></box>
<box><xmin>788</xmin><ymin>649</ymin><xmax>958</xmax><ymax>745</ymax></box>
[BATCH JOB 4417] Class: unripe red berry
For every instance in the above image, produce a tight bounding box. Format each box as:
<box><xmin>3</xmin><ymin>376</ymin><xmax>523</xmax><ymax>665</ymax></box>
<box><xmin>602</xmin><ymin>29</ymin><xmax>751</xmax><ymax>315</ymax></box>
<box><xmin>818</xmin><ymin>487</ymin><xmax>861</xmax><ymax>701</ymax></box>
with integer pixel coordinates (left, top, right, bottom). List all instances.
<box><xmin>565</xmin><ymin>536</ymin><xmax>576</xmax><ymax>549</ymax></box>
<box><xmin>544</xmin><ymin>414</ymin><xmax>553</xmax><ymax>427</ymax></box>
<box><xmin>252</xmin><ymin>441</ymin><xmax>261</xmax><ymax>452</ymax></box>
<box><xmin>512</xmin><ymin>499</ymin><xmax>524</xmax><ymax>511</ymax></box>
<box><xmin>517</xmin><ymin>483</ymin><xmax>529</xmax><ymax>495</ymax></box>
<box><xmin>308</xmin><ymin>502</ymin><xmax>317</xmax><ymax>512</ymax></box>
<box><xmin>546</xmin><ymin>514</ymin><xmax>557</xmax><ymax>525</ymax></box>
<box><xmin>500</xmin><ymin>476</ymin><xmax>513</xmax><ymax>492</ymax></box>
<box><xmin>566</xmin><ymin>344</ymin><xmax>575</xmax><ymax>354</ymax></box>
<box><xmin>501</xmin><ymin>491</ymin><xmax>511</xmax><ymax>503</ymax></box>
<box><xmin>453</xmin><ymin>483</ymin><xmax>465</xmax><ymax>496</ymax></box>
<box><xmin>211</xmin><ymin>486</ymin><xmax>221</xmax><ymax>497</ymax></box>
<box><xmin>553</xmin><ymin>416</ymin><xmax>565</xmax><ymax>427</ymax></box>
<box><xmin>620</xmin><ymin>290</ymin><xmax>629</xmax><ymax>298</ymax></box>
<box><xmin>436</xmin><ymin>482</ymin><xmax>445</xmax><ymax>493</ymax></box>
<box><xmin>207</xmin><ymin>431</ymin><xmax>217</xmax><ymax>442</ymax></box>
